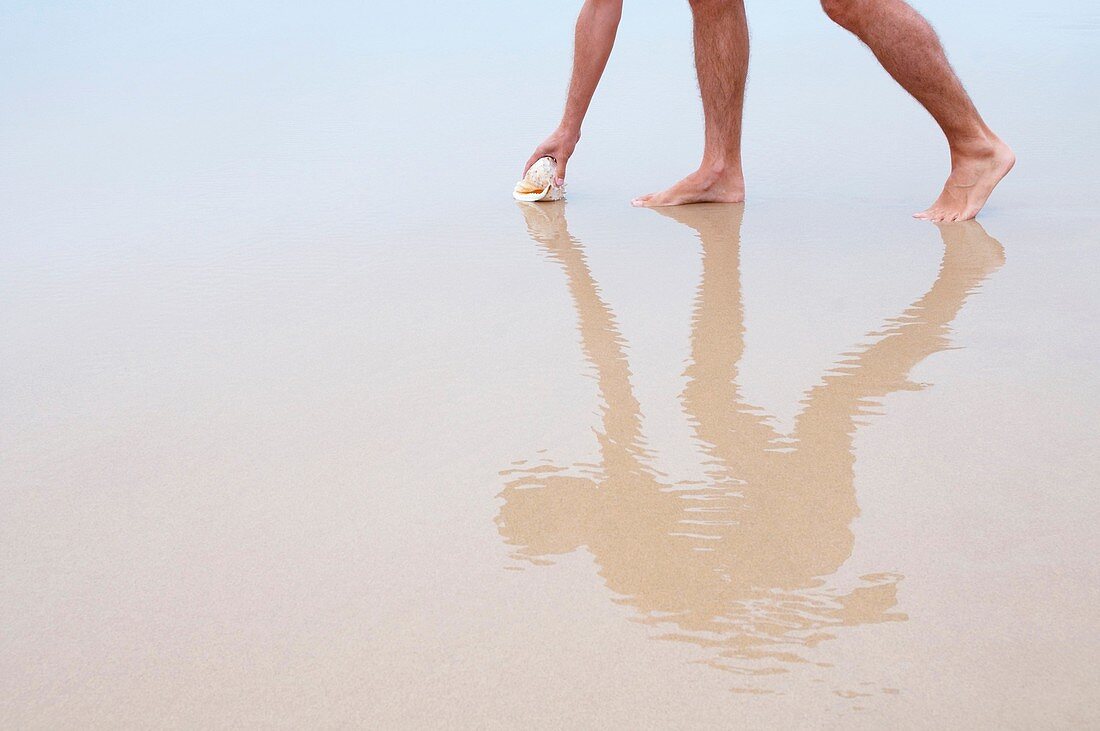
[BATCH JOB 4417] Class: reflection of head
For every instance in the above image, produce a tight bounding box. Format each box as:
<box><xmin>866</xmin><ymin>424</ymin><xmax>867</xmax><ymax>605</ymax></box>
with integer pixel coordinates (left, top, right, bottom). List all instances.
<box><xmin>497</xmin><ymin>473</ymin><xmax>596</xmax><ymax>557</ymax></box>
<box><xmin>500</xmin><ymin>204</ymin><xmax>1003</xmax><ymax>673</ymax></box>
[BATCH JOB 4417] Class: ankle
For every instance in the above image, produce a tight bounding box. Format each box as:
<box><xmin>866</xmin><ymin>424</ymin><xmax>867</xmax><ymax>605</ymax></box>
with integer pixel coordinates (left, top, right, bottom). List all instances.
<box><xmin>699</xmin><ymin>158</ymin><xmax>744</xmax><ymax>185</ymax></box>
<box><xmin>949</xmin><ymin>132</ymin><xmax>998</xmax><ymax>161</ymax></box>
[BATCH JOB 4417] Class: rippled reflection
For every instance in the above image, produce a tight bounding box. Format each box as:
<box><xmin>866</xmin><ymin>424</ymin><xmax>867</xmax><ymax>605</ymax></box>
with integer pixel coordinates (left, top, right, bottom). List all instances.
<box><xmin>498</xmin><ymin>202</ymin><xmax>1004</xmax><ymax>686</ymax></box>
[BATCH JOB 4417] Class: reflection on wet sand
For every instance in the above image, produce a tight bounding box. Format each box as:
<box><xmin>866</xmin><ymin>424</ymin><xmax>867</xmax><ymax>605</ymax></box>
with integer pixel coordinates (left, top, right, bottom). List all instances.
<box><xmin>498</xmin><ymin>202</ymin><xmax>1004</xmax><ymax>688</ymax></box>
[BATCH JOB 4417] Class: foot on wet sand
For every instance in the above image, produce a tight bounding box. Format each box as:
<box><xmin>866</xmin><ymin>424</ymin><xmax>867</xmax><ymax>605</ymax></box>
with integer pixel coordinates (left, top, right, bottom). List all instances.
<box><xmin>631</xmin><ymin>167</ymin><xmax>745</xmax><ymax>208</ymax></box>
<box><xmin>914</xmin><ymin>136</ymin><xmax>1015</xmax><ymax>222</ymax></box>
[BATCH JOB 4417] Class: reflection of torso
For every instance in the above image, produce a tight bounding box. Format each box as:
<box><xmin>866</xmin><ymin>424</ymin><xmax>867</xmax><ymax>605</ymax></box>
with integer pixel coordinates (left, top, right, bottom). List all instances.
<box><xmin>587</xmin><ymin>466</ymin><xmax>856</xmax><ymax>607</ymax></box>
<box><xmin>499</xmin><ymin>202</ymin><xmax>1003</xmax><ymax>672</ymax></box>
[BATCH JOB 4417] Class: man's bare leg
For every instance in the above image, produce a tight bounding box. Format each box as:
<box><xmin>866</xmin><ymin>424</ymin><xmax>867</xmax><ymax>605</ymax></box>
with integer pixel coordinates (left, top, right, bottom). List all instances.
<box><xmin>632</xmin><ymin>0</ymin><xmax>748</xmax><ymax>208</ymax></box>
<box><xmin>822</xmin><ymin>0</ymin><xmax>1014</xmax><ymax>221</ymax></box>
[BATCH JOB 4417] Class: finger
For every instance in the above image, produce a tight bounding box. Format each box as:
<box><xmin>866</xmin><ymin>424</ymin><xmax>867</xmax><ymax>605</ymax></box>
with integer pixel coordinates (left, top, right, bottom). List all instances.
<box><xmin>555</xmin><ymin>155</ymin><xmax>568</xmax><ymax>186</ymax></box>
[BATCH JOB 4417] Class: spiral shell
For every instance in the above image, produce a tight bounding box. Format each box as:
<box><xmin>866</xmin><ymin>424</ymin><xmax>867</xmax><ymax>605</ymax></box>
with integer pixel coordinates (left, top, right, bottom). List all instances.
<box><xmin>513</xmin><ymin>156</ymin><xmax>565</xmax><ymax>201</ymax></box>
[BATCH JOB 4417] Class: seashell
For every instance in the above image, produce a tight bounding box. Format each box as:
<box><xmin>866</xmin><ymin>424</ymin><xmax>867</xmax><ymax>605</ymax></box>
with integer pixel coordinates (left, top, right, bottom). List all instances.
<box><xmin>513</xmin><ymin>156</ymin><xmax>565</xmax><ymax>202</ymax></box>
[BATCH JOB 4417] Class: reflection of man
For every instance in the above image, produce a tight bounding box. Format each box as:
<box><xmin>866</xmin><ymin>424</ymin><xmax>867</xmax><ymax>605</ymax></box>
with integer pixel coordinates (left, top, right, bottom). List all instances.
<box><xmin>524</xmin><ymin>0</ymin><xmax>1013</xmax><ymax>221</ymax></box>
<box><xmin>498</xmin><ymin>202</ymin><xmax>1004</xmax><ymax>676</ymax></box>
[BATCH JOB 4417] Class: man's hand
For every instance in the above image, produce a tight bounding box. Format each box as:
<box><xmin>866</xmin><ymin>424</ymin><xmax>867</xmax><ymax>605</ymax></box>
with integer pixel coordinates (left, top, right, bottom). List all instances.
<box><xmin>524</xmin><ymin>127</ymin><xmax>579</xmax><ymax>187</ymax></box>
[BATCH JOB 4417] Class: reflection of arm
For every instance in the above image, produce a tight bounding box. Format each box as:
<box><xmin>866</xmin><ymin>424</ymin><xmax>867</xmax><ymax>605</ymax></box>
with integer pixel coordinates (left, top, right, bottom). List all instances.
<box><xmin>556</xmin><ymin>239</ymin><xmax>647</xmax><ymax>464</ymax></box>
<box><xmin>520</xmin><ymin>205</ymin><xmax>647</xmax><ymax>469</ymax></box>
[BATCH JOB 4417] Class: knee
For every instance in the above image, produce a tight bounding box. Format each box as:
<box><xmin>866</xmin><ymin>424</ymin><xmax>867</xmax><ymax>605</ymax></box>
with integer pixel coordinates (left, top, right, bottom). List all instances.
<box><xmin>821</xmin><ymin>0</ymin><xmax>859</xmax><ymax>28</ymax></box>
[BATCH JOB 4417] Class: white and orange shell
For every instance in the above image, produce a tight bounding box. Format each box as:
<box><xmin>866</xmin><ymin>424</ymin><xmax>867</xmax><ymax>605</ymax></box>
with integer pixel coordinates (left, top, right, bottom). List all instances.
<box><xmin>513</xmin><ymin>156</ymin><xmax>565</xmax><ymax>202</ymax></box>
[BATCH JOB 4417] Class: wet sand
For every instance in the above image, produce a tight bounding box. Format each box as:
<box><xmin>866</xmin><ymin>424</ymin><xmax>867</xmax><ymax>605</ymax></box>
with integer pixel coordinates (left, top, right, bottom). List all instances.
<box><xmin>2</xmin><ymin>1</ymin><xmax>1099</xmax><ymax>728</ymax></box>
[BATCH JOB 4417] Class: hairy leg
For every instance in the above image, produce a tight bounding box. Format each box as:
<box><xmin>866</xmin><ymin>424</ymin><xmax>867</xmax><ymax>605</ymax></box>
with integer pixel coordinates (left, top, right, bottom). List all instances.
<box><xmin>632</xmin><ymin>0</ymin><xmax>749</xmax><ymax>207</ymax></box>
<box><xmin>822</xmin><ymin>0</ymin><xmax>1014</xmax><ymax>221</ymax></box>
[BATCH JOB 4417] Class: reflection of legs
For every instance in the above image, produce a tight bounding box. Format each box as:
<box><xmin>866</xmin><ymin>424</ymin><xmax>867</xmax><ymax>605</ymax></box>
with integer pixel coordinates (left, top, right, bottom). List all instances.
<box><xmin>794</xmin><ymin>220</ymin><xmax>1004</xmax><ymax>446</ymax></box>
<box><xmin>821</xmin><ymin>0</ymin><xmax>1014</xmax><ymax>222</ymax></box>
<box><xmin>663</xmin><ymin>204</ymin><xmax>860</xmax><ymax>613</ymax></box>
<box><xmin>780</xmin><ymin>219</ymin><xmax>1003</xmax><ymax>571</ymax></box>
<box><xmin>655</xmin><ymin>205</ymin><xmax>781</xmax><ymax>482</ymax></box>
<box><xmin>632</xmin><ymin>0</ymin><xmax>748</xmax><ymax>208</ymax></box>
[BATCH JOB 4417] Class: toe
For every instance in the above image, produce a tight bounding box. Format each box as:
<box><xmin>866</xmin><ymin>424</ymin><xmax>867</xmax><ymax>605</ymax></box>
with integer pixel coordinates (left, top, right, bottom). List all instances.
<box><xmin>639</xmin><ymin>193</ymin><xmax>671</xmax><ymax>208</ymax></box>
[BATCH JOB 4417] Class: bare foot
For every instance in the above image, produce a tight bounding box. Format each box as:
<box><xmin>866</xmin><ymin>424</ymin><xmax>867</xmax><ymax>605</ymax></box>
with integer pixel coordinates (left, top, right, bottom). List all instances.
<box><xmin>632</xmin><ymin>167</ymin><xmax>745</xmax><ymax>208</ymax></box>
<box><xmin>914</xmin><ymin>136</ymin><xmax>1015</xmax><ymax>222</ymax></box>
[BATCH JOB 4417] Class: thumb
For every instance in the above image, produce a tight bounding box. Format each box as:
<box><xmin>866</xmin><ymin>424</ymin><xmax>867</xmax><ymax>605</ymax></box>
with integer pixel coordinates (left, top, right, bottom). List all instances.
<box><xmin>554</xmin><ymin>155</ymin><xmax>568</xmax><ymax>186</ymax></box>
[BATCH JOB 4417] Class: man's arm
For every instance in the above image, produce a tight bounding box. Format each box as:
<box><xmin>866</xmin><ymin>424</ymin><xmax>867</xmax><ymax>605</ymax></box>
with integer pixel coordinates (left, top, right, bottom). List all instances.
<box><xmin>524</xmin><ymin>0</ymin><xmax>623</xmax><ymax>185</ymax></box>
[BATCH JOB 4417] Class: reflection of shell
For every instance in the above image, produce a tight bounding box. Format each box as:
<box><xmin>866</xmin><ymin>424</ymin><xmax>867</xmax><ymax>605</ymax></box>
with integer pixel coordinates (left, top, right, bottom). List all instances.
<box><xmin>513</xmin><ymin>156</ymin><xmax>565</xmax><ymax>202</ymax></box>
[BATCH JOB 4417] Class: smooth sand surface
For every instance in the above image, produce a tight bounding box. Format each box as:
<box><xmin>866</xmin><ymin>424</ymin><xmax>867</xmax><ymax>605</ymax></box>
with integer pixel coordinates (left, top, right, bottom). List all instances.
<box><xmin>2</xmin><ymin>1</ymin><xmax>1099</xmax><ymax>728</ymax></box>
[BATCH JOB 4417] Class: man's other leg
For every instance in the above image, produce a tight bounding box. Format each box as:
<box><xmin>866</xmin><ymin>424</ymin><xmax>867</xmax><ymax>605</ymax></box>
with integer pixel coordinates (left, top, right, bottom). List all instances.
<box><xmin>633</xmin><ymin>0</ymin><xmax>749</xmax><ymax>207</ymax></box>
<box><xmin>822</xmin><ymin>0</ymin><xmax>1014</xmax><ymax>221</ymax></box>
